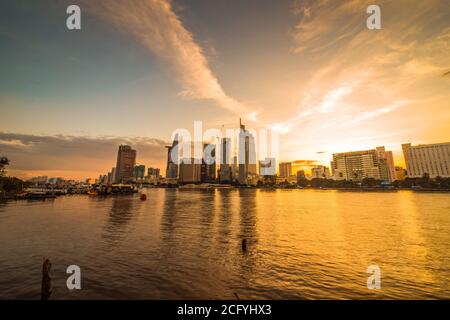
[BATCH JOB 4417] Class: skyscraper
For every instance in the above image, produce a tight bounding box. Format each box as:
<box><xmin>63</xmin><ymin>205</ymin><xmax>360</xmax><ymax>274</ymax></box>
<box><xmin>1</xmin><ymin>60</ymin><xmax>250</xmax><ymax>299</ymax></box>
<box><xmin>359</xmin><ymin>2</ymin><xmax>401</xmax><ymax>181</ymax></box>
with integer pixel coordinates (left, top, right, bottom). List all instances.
<box><xmin>165</xmin><ymin>134</ymin><xmax>179</xmax><ymax>179</ymax></box>
<box><xmin>115</xmin><ymin>145</ymin><xmax>136</xmax><ymax>183</ymax></box>
<box><xmin>179</xmin><ymin>158</ymin><xmax>202</xmax><ymax>183</ymax></box>
<box><xmin>201</xmin><ymin>143</ymin><xmax>216</xmax><ymax>182</ymax></box>
<box><xmin>402</xmin><ymin>142</ymin><xmax>450</xmax><ymax>178</ymax></box>
<box><xmin>133</xmin><ymin>164</ymin><xmax>146</xmax><ymax>181</ymax></box>
<box><xmin>238</xmin><ymin>119</ymin><xmax>257</xmax><ymax>184</ymax></box>
<box><xmin>219</xmin><ymin>138</ymin><xmax>232</xmax><ymax>183</ymax></box>
<box><xmin>111</xmin><ymin>167</ymin><xmax>116</xmax><ymax>184</ymax></box>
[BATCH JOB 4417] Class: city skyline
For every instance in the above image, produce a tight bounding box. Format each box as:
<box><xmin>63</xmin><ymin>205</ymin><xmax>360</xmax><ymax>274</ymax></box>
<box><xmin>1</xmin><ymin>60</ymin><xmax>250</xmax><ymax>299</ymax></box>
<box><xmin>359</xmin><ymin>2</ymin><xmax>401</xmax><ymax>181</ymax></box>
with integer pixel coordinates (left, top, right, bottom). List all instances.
<box><xmin>1</xmin><ymin>0</ymin><xmax>450</xmax><ymax>180</ymax></box>
<box><xmin>24</xmin><ymin>137</ymin><xmax>450</xmax><ymax>184</ymax></box>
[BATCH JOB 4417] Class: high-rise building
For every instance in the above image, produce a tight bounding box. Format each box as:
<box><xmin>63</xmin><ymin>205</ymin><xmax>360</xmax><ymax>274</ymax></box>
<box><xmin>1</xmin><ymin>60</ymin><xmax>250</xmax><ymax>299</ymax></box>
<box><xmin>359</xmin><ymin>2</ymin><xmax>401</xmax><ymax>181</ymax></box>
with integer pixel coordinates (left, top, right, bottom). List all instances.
<box><xmin>311</xmin><ymin>165</ymin><xmax>331</xmax><ymax>179</ymax></box>
<box><xmin>147</xmin><ymin>167</ymin><xmax>160</xmax><ymax>177</ymax></box>
<box><xmin>110</xmin><ymin>167</ymin><xmax>116</xmax><ymax>184</ymax></box>
<box><xmin>238</xmin><ymin>119</ymin><xmax>257</xmax><ymax>184</ymax></box>
<box><xmin>179</xmin><ymin>158</ymin><xmax>202</xmax><ymax>183</ymax></box>
<box><xmin>219</xmin><ymin>138</ymin><xmax>232</xmax><ymax>183</ymax></box>
<box><xmin>201</xmin><ymin>143</ymin><xmax>216</xmax><ymax>182</ymax></box>
<box><xmin>402</xmin><ymin>142</ymin><xmax>450</xmax><ymax>178</ymax></box>
<box><xmin>115</xmin><ymin>145</ymin><xmax>136</xmax><ymax>183</ymax></box>
<box><xmin>279</xmin><ymin>162</ymin><xmax>292</xmax><ymax>178</ymax></box>
<box><xmin>133</xmin><ymin>164</ymin><xmax>146</xmax><ymax>181</ymax></box>
<box><xmin>232</xmin><ymin>156</ymin><xmax>239</xmax><ymax>181</ymax></box>
<box><xmin>375</xmin><ymin>146</ymin><xmax>396</xmax><ymax>182</ymax></box>
<box><xmin>331</xmin><ymin>146</ymin><xmax>395</xmax><ymax>182</ymax></box>
<box><xmin>165</xmin><ymin>134</ymin><xmax>179</xmax><ymax>179</ymax></box>
<box><xmin>106</xmin><ymin>171</ymin><xmax>113</xmax><ymax>184</ymax></box>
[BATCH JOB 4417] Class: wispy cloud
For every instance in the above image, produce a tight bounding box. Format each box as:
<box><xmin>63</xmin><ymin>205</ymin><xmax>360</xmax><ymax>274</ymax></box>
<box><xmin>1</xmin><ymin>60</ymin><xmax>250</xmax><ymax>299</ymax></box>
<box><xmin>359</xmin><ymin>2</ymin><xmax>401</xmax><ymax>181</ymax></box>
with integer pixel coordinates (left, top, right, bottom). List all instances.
<box><xmin>86</xmin><ymin>0</ymin><xmax>254</xmax><ymax>119</ymax></box>
<box><xmin>274</xmin><ymin>0</ymin><xmax>450</xmax><ymax>162</ymax></box>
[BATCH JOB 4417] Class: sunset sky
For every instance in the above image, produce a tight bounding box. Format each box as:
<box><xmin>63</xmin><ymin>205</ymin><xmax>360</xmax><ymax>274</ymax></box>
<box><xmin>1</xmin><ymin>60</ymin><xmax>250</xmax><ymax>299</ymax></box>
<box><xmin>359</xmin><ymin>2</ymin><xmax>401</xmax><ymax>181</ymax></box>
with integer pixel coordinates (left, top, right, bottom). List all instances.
<box><xmin>1</xmin><ymin>0</ymin><xmax>449</xmax><ymax>180</ymax></box>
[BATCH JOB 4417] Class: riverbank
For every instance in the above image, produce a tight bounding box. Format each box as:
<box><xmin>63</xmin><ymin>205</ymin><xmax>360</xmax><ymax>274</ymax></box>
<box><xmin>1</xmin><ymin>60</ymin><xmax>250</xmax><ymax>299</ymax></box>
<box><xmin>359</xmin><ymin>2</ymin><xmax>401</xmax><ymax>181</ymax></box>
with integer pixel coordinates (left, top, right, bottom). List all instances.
<box><xmin>3</xmin><ymin>185</ymin><xmax>449</xmax><ymax>202</ymax></box>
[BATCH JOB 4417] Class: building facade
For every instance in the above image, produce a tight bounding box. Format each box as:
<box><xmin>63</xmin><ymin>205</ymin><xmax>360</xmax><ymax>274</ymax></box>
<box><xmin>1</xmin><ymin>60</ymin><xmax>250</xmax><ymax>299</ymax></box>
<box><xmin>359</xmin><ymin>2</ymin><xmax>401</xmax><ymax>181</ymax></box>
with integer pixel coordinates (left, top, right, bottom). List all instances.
<box><xmin>259</xmin><ymin>157</ymin><xmax>276</xmax><ymax>176</ymax></box>
<box><xmin>165</xmin><ymin>134</ymin><xmax>179</xmax><ymax>179</ymax></box>
<box><xmin>179</xmin><ymin>158</ymin><xmax>202</xmax><ymax>183</ymax></box>
<box><xmin>238</xmin><ymin>119</ymin><xmax>257</xmax><ymax>184</ymax></box>
<box><xmin>279</xmin><ymin>162</ymin><xmax>292</xmax><ymax>178</ymax></box>
<box><xmin>219</xmin><ymin>138</ymin><xmax>232</xmax><ymax>183</ymax></box>
<box><xmin>133</xmin><ymin>165</ymin><xmax>146</xmax><ymax>181</ymax></box>
<box><xmin>147</xmin><ymin>167</ymin><xmax>160</xmax><ymax>177</ymax></box>
<box><xmin>115</xmin><ymin>145</ymin><xmax>136</xmax><ymax>183</ymax></box>
<box><xmin>402</xmin><ymin>142</ymin><xmax>450</xmax><ymax>178</ymax></box>
<box><xmin>201</xmin><ymin>143</ymin><xmax>216</xmax><ymax>182</ymax></box>
<box><xmin>331</xmin><ymin>146</ymin><xmax>395</xmax><ymax>182</ymax></box>
<box><xmin>395</xmin><ymin>166</ymin><xmax>407</xmax><ymax>181</ymax></box>
<box><xmin>311</xmin><ymin>165</ymin><xmax>331</xmax><ymax>179</ymax></box>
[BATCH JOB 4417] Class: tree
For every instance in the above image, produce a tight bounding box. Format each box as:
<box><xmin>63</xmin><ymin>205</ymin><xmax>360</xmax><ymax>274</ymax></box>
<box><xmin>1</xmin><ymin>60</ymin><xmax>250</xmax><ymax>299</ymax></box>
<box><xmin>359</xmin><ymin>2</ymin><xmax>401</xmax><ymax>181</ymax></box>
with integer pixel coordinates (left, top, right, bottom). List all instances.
<box><xmin>0</xmin><ymin>157</ymin><xmax>10</xmax><ymax>177</ymax></box>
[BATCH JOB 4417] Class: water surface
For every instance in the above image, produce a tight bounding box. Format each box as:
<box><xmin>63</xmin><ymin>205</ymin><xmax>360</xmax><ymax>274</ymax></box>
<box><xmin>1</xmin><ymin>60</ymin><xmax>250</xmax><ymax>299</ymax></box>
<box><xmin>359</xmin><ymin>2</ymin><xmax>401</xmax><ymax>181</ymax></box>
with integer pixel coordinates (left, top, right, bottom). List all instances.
<box><xmin>0</xmin><ymin>189</ymin><xmax>449</xmax><ymax>299</ymax></box>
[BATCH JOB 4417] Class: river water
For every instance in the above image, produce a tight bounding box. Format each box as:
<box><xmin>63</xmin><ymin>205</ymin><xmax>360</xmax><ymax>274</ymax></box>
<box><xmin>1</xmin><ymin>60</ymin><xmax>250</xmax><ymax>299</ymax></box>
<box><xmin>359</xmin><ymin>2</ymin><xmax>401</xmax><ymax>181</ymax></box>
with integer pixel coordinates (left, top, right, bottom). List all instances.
<box><xmin>0</xmin><ymin>189</ymin><xmax>449</xmax><ymax>299</ymax></box>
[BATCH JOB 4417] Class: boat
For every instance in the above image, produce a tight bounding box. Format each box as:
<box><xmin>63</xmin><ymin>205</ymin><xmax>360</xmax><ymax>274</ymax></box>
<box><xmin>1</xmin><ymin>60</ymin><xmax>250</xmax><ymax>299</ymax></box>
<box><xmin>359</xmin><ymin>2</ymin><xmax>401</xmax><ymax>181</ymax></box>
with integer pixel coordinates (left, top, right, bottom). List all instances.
<box><xmin>110</xmin><ymin>184</ymin><xmax>138</xmax><ymax>194</ymax></box>
<box><xmin>87</xmin><ymin>190</ymin><xmax>98</xmax><ymax>196</ymax></box>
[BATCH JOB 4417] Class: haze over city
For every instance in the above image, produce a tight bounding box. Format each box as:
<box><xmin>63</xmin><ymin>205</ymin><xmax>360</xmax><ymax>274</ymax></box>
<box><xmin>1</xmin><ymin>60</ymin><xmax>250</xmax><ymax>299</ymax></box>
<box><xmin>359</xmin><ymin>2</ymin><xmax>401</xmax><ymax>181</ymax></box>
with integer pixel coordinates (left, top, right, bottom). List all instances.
<box><xmin>1</xmin><ymin>0</ymin><xmax>449</xmax><ymax>180</ymax></box>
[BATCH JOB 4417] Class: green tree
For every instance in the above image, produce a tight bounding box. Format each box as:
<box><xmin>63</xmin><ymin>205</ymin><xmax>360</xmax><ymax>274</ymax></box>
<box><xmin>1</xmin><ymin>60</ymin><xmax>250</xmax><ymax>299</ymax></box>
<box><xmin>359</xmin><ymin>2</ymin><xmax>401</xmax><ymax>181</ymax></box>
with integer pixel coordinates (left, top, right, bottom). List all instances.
<box><xmin>0</xmin><ymin>156</ymin><xmax>10</xmax><ymax>177</ymax></box>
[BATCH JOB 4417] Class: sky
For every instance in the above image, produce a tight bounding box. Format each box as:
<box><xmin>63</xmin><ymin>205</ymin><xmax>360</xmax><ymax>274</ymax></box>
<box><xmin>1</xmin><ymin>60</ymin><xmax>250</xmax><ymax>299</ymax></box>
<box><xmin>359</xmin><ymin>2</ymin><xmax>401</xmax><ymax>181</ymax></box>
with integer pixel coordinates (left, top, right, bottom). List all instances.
<box><xmin>0</xmin><ymin>0</ymin><xmax>449</xmax><ymax>180</ymax></box>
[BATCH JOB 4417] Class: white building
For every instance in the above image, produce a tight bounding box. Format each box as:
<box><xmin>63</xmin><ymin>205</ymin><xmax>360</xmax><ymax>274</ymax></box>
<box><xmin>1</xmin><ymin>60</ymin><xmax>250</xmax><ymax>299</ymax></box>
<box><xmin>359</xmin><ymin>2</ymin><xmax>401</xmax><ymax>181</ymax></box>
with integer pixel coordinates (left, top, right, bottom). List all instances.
<box><xmin>331</xmin><ymin>146</ymin><xmax>396</xmax><ymax>182</ymax></box>
<box><xmin>402</xmin><ymin>142</ymin><xmax>450</xmax><ymax>178</ymax></box>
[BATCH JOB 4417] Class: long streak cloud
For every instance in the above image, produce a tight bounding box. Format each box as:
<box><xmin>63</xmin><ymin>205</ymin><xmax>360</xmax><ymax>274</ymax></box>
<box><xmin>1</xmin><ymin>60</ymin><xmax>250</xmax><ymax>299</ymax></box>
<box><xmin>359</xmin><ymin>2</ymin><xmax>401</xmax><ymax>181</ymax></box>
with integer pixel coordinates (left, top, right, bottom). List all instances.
<box><xmin>88</xmin><ymin>0</ymin><xmax>253</xmax><ymax>118</ymax></box>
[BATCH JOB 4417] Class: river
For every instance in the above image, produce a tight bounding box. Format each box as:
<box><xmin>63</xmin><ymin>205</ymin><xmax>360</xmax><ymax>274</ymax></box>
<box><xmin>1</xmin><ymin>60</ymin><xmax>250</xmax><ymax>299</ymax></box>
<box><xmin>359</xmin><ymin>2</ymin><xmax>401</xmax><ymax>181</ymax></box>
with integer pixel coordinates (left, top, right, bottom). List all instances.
<box><xmin>0</xmin><ymin>189</ymin><xmax>449</xmax><ymax>299</ymax></box>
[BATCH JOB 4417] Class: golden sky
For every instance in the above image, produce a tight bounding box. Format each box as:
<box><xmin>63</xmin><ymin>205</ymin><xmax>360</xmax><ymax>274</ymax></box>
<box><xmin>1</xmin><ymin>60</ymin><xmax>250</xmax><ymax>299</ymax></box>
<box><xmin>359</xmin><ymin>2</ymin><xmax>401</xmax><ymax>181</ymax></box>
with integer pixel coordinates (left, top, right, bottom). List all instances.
<box><xmin>1</xmin><ymin>0</ymin><xmax>449</xmax><ymax>179</ymax></box>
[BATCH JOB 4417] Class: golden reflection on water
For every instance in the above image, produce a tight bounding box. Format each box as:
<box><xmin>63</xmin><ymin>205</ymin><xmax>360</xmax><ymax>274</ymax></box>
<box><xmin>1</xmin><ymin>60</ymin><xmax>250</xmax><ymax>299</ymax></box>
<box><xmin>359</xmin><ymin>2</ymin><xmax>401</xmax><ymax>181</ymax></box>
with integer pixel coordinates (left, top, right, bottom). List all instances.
<box><xmin>0</xmin><ymin>189</ymin><xmax>449</xmax><ymax>299</ymax></box>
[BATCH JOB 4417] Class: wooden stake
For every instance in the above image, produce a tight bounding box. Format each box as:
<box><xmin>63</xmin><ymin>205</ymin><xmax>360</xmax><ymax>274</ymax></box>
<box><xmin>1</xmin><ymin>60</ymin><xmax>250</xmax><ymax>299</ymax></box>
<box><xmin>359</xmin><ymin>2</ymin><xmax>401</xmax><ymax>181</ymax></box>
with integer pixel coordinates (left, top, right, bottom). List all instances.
<box><xmin>41</xmin><ymin>258</ymin><xmax>52</xmax><ymax>300</ymax></box>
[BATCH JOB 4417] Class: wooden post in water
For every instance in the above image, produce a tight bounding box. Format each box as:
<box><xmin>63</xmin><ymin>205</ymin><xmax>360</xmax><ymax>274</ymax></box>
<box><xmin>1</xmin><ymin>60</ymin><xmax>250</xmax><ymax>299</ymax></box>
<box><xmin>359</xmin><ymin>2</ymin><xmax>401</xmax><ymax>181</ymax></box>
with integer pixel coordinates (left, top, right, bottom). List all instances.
<box><xmin>241</xmin><ymin>239</ymin><xmax>247</xmax><ymax>253</ymax></box>
<box><xmin>41</xmin><ymin>258</ymin><xmax>52</xmax><ymax>300</ymax></box>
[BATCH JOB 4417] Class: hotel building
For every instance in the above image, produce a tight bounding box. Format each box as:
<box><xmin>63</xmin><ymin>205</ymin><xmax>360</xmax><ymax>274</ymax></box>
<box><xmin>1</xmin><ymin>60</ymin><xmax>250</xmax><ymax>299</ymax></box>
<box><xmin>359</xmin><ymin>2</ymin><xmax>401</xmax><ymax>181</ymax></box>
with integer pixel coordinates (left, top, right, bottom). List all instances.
<box><xmin>402</xmin><ymin>142</ymin><xmax>450</xmax><ymax>178</ymax></box>
<box><xmin>332</xmin><ymin>146</ymin><xmax>395</xmax><ymax>182</ymax></box>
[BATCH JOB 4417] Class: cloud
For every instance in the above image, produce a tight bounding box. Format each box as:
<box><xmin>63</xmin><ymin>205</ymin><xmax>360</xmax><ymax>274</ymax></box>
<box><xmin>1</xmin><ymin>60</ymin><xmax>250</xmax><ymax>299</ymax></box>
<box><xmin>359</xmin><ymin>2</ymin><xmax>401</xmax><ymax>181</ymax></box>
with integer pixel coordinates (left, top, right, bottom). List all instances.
<box><xmin>279</xmin><ymin>0</ymin><xmax>450</xmax><ymax>135</ymax></box>
<box><xmin>86</xmin><ymin>0</ymin><xmax>253</xmax><ymax>119</ymax></box>
<box><xmin>0</xmin><ymin>132</ymin><xmax>168</xmax><ymax>179</ymax></box>
<box><xmin>264</xmin><ymin>0</ymin><xmax>450</xmax><ymax>164</ymax></box>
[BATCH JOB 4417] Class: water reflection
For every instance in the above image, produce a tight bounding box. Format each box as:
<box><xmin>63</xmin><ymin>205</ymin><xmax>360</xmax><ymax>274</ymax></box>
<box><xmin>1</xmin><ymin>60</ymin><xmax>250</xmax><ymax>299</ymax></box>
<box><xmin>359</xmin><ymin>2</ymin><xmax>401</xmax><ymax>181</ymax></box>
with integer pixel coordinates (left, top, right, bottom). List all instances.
<box><xmin>102</xmin><ymin>196</ymin><xmax>136</xmax><ymax>243</ymax></box>
<box><xmin>0</xmin><ymin>189</ymin><xmax>449</xmax><ymax>299</ymax></box>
